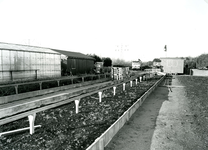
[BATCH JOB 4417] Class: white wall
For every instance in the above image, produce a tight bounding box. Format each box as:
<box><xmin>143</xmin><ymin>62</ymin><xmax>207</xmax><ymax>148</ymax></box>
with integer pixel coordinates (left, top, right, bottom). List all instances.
<box><xmin>160</xmin><ymin>58</ymin><xmax>184</xmax><ymax>74</ymax></box>
<box><xmin>192</xmin><ymin>69</ymin><xmax>208</xmax><ymax>76</ymax></box>
<box><xmin>132</xmin><ymin>62</ymin><xmax>141</xmax><ymax>69</ymax></box>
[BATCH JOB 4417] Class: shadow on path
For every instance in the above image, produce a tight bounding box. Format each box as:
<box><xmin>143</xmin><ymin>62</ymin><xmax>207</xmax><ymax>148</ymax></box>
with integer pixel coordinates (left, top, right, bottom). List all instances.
<box><xmin>105</xmin><ymin>80</ymin><xmax>169</xmax><ymax>150</ymax></box>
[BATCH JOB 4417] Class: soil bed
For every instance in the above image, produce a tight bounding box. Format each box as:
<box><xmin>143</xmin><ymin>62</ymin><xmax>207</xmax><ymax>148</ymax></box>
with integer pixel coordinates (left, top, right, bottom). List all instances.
<box><xmin>0</xmin><ymin>76</ymin><xmax>161</xmax><ymax>150</ymax></box>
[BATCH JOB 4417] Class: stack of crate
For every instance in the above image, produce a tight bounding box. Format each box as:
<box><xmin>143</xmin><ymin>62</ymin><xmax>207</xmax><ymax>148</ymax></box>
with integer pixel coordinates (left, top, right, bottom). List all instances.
<box><xmin>111</xmin><ymin>67</ymin><xmax>129</xmax><ymax>80</ymax></box>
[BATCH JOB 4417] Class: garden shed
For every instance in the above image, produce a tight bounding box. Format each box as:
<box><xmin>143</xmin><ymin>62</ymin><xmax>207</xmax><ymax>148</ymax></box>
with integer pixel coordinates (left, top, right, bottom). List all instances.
<box><xmin>160</xmin><ymin>57</ymin><xmax>184</xmax><ymax>74</ymax></box>
<box><xmin>52</xmin><ymin>49</ymin><xmax>95</xmax><ymax>75</ymax></box>
<box><xmin>0</xmin><ymin>42</ymin><xmax>61</xmax><ymax>83</ymax></box>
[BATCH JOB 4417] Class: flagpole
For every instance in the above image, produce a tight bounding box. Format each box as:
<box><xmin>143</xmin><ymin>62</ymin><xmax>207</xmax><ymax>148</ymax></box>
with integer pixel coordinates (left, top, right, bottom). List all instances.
<box><xmin>164</xmin><ymin>45</ymin><xmax>167</xmax><ymax>58</ymax></box>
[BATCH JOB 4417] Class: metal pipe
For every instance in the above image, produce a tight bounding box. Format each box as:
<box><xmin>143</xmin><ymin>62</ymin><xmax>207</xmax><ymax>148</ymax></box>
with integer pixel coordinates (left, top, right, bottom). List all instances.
<box><xmin>0</xmin><ymin>125</ymin><xmax>41</xmax><ymax>137</ymax></box>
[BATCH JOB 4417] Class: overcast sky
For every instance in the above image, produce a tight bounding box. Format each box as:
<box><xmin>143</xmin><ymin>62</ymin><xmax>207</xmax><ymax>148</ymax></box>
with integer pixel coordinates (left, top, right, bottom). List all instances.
<box><xmin>0</xmin><ymin>0</ymin><xmax>208</xmax><ymax>62</ymax></box>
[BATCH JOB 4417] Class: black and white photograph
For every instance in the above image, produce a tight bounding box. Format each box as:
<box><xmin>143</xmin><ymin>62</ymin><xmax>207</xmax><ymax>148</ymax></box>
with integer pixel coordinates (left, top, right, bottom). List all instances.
<box><xmin>0</xmin><ymin>0</ymin><xmax>208</xmax><ymax>149</ymax></box>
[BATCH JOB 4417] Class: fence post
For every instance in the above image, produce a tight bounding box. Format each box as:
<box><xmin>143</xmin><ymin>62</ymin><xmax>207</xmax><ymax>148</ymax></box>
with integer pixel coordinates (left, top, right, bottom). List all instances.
<box><xmin>10</xmin><ymin>71</ymin><xmax>13</xmax><ymax>81</ymax></box>
<box><xmin>14</xmin><ymin>85</ymin><xmax>18</xmax><ymax>94</ymax></box>
<box><xmin>35</xmin><ymin>70</ymin><xmax>38</xmax><ymax>80</ymax></box>
<box><xmin>39</xmin><ymin>82</ymin><xmax>42</xmax><ymax>90</ymax></box>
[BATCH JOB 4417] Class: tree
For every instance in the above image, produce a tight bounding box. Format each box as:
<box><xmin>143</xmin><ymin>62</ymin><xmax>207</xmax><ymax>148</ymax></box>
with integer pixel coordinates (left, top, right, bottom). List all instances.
<box><xmin>102</xmin><ymin>57</ymin><xmax>112</xmax><ymax>67</ymax></box>
<box><xmin>153</xmin><ymin>58</ymin><xmax>161</xmax><ymax>62</ymax></box>
<box><xmin>196</xmin><ymin>54</ymin><xmax>208</xmax><ymax>68</ymax></box>
<box><xmin>87</xmin><ymin>54</ymin><xmax>102</xmax><ymax>63</ymax></box>
<box><xmin>184</xmin><ymin>57</ymin><xmax>196</xmax><ymax>69</ymax></box>
<box><xmin>112</xmin><ymin>58</ymin><xmax>131</xmax><ymax>67</ymax></box>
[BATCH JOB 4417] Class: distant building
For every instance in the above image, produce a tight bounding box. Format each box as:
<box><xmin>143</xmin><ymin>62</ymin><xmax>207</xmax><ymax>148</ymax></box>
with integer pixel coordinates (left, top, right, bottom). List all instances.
<box><xmin>153</xmin><ymin>58</ymin><xmax>161</xmax><ymax>67</ymax></box>
<box><xmin>132</xmin><ymin>60</ymin><xmax>141</xmax><ymax>69</ymax></box>
<box><xmin>94</xmin><ymin>62</ymin><xmax>104</xmax><ymax>74</ymax></box>
<box><xmin>53</xmin><ymin>49</ymin><xmax>95</xmax><ymax>75</ymax></box>
<box><xmin>160</xmin><ymin>57</ymin><xmax>184</xmax><ymax>74</ymax></box>
<box><xmin>0</xmin><ymin>42</ymin><xmax>61</xmax><ymax>83</ymax></box>
<box><xmin>0</xmin><ymin>42</ymin><xmax>95</xmax><ymax>83</ymax></box>
<box><xmin>153</xmin><ymin>61</ymin><xmax>161</xmax><ymax>67</ymax></box>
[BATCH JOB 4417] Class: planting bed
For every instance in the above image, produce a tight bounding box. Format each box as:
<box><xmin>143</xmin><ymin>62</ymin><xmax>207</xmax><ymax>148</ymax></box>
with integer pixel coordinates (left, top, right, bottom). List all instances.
<box><xmin>0</xmin><ymin>76</ymin><xmax>162</xmax><ymax>150</ymax></box>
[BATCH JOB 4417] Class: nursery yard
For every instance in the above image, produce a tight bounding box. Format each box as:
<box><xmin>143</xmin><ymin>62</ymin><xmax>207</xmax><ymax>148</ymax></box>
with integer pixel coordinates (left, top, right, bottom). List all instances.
<box><xmin>2</xmin><ymin>75</ymin><xmax>207</xmax><ymax>150</ymax></box>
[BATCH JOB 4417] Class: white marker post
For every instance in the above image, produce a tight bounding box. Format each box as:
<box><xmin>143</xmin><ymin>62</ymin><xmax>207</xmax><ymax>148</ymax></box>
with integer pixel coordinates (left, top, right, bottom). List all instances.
<box><xmin>136</xmin><ymin>79</ymin><xmax>138</xmax><ymax>85</ymax></box>
<box><xmin>98</xmin><ymin>91</ymin><xmax>102</xmax><ymax>102</ymax></box>
<box><xmin>140</xmin><ymin>76</ymin><xmax>142</xmax><ymax>82</ymax></box>
<box><xmin>123</xmin><ymin>83</ymin><xmax>126</xmax><ymax>91</ymax></box>
<box><xmin>28</xmin><ymin>113</ymin><xmax>36</xmax><ymax>135</ymax></box>
<box><xmin>113</xmin><ymin>86</ymin><xmax>116</xmax><ymax>96</ymax></box>
<box><xmin>75</xmin><ymin>99</ymin><xmax>80</xmax><ymax>114</ymax></box>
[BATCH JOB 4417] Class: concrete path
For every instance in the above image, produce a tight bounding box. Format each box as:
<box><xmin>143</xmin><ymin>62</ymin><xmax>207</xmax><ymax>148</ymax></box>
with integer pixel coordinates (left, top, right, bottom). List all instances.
<box><xmin>150</xmin><ymin>76</ymin><xmax>203</xmax><ymax>150</ymax></box>
<box><xmin>105</xmin><ymin>76</ymin><xmax>203</xmax><ymax>150</ymax></box>
<box><xmin>105</xmin><ymin>79</ymin><xmax>169</xmax><ymax>150</ymax></box>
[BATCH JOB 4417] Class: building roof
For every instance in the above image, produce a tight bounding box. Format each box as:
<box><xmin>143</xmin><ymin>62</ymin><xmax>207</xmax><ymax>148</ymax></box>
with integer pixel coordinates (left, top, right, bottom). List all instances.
<box><xmin>0</xmin><ymin>42</ymin><xmax>94</xmax><ymax>60</ymax></box>
<box><xmin>160</xmin><ymin>57</ymin><xmax>185</xmax><ymax>60</ymax></box>
<box><xmin>0</xmin><ymin>42</ymin><xmax>59</xmax><ymax>54</ymax></box>
<box><xmin>132</xmin><ymin>61</ymin><xmax>141</xmax><ymax>63</ymax></box>
<box><xmin>52</xmin><ymin>49</ymin><xmax>95</xmax><ymax>60</ymax></box>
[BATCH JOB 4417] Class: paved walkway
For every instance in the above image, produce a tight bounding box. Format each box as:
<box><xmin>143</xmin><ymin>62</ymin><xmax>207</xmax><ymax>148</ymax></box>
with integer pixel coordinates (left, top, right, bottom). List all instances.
<box><xmin>150</xmin><ymin>76</ymin><xmax>203</xmax><ymax>150</ymax></box>
<box><xmin>105</xmin><ymin>76</ymin><xmax>204</xmax><ymax>150</ymax></box>
<box><xmin>105</xmin><ymin>79</ymin><xmax>169</xmax><ymax>150</ymax></box>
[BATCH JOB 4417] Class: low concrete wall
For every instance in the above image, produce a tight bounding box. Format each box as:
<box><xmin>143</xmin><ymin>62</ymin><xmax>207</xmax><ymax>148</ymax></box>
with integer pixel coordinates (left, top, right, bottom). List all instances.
<box><xmin>191</xmin><ymin>69</ymin><xmax>208</xmax><ymax>76</ymax></box>
<box><xmin>86</xmin><ymin>75</ymin><xmax>164</xmax><ymax>150</ymax></box>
